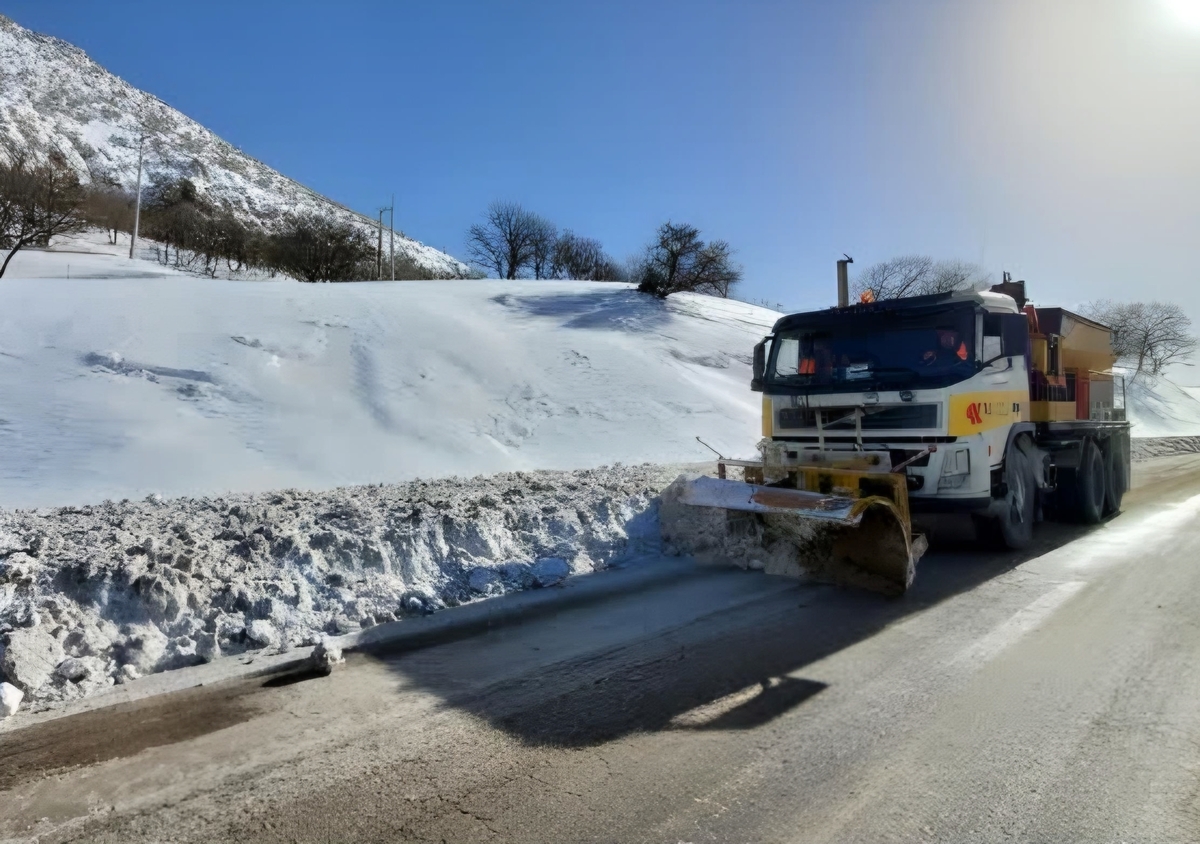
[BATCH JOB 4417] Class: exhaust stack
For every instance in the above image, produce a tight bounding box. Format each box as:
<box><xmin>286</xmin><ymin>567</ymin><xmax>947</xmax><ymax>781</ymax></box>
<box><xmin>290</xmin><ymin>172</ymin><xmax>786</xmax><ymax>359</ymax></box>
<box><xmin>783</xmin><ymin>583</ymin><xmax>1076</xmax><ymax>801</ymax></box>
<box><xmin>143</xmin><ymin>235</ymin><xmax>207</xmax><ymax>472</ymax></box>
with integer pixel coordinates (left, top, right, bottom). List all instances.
<box><xmin>837</xmin><ymin>255</ymin><xmax>853</xmax><ymax>307</ymax></box>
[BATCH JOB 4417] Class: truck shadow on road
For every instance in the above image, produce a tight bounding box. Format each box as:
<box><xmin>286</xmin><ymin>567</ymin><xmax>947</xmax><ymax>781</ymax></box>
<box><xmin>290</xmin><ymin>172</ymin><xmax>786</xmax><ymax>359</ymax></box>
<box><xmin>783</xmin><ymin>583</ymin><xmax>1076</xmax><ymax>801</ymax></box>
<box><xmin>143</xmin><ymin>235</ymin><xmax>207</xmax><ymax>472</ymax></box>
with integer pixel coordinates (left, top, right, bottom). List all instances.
<box><xmin>366</xmin><ymin>519</ymin><xmax>1098</xmax><ymax>749</ymax></box>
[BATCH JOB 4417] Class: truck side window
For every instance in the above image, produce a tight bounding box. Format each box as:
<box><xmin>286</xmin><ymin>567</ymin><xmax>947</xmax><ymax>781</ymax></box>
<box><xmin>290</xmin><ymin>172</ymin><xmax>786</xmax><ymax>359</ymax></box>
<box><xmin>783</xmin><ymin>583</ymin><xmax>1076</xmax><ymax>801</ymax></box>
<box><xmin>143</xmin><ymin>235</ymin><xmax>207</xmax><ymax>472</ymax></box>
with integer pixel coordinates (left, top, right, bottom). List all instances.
<box><xmin>999</xmin><ymin>313</ymin><xmax>1030</xmax><ymax>358</ymax></box>
<box><xmin>982</xmin><ymin>313</ymin><xmax>1002</xmax><ymax>361</ymax></box>
<box><xmin>982</xmin><ymin>335</ymin><xmax>1002</xmax><ymax>362</ymax></box>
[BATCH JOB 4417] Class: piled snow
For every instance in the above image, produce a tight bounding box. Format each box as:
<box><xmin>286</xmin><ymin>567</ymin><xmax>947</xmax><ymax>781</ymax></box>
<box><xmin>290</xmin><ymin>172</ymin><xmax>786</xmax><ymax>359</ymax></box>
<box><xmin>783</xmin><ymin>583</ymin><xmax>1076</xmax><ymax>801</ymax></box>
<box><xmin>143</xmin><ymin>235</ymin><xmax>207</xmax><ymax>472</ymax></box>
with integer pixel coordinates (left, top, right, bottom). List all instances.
<box><xmin>0</xmin><ymin>277</ymin><xmax>777</xmax><ymax>509</ymax></box>
<box><xmin>1125</xmin><ymin>374</ymin><xmax>1200</xmax><ymax>437</ymax></box>
<box><xmin>0</xmin><ymin>463</ymin><xmax>682</xmax><ymax>710</ymax></box>
<box><xmin>1131</xmin><ymin>437</ymin><xmax>1200</xmax><ymax>461</ymax></box>
<box><xmin>0</xmin><ymin>14</ymin><xmax>469</xmax><ymax>277</ymax></box>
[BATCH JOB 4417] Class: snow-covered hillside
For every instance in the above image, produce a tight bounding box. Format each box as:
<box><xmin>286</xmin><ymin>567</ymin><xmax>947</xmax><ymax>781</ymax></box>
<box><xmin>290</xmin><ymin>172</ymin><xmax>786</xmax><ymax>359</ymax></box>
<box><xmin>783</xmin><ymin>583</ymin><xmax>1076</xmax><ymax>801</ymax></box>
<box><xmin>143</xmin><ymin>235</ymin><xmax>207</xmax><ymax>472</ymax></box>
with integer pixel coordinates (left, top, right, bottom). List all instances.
<box><xmin>1126</xmin><ymin>374</ymin><xmax>1200</xmax><ymax>438</ymax></box>
<box><xmin>0</xmin><ymin>13</ymin><xmax>469</xmax><ymax>278</ymax></box>
<box><xmin>0</xmin><ymin>275</ymin><xmax>777</xmax><ymax>508</ymax></box>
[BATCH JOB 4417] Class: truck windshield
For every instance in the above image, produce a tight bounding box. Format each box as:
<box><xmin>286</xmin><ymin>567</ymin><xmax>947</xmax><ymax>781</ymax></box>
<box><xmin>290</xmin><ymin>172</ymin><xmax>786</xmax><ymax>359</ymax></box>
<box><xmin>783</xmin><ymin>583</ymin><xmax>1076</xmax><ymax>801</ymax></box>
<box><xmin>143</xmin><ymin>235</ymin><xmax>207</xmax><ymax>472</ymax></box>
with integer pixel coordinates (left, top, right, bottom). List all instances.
<box><xmin>766</xmin><ymin>308</ymin><xmax>977</xmax><ymax>392</ymax></box>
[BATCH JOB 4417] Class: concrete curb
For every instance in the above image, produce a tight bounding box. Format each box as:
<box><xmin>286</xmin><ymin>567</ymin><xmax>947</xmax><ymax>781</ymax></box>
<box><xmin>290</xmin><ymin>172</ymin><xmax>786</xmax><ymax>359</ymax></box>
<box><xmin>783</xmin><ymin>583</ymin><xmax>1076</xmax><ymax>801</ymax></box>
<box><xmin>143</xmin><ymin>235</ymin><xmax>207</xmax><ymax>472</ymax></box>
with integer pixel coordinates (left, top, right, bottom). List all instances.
<box><xmin>1</xmin><ymin>557</ymin><xmax>702</xmax><ymax>732</ymax></box>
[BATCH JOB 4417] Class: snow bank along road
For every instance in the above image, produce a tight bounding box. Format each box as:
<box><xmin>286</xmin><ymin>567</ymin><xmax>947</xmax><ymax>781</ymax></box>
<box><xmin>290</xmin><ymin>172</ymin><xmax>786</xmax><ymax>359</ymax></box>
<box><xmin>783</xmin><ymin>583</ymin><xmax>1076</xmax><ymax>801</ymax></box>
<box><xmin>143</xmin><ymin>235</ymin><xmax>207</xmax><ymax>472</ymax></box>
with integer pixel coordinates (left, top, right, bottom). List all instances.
<box><xmin>0</xmin><ymin>463</ymin><xmax>683</xmax><ymax>712</ymax></box>
<box><xmin>3</xmin><ymin>453</ymin><xmax>1200</xmax><ymax>842</ymax></box>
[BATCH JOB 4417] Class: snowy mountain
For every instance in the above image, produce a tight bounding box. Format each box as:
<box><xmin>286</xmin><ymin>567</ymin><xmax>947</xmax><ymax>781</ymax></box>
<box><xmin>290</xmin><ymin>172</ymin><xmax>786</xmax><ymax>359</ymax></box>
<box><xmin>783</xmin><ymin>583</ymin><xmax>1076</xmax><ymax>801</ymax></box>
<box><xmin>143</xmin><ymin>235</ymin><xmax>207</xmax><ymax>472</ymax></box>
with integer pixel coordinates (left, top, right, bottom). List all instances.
<box><xmin>0</xmin><ymin>13</ymin><xmax>470</xmax><ymax>278</ymax></box>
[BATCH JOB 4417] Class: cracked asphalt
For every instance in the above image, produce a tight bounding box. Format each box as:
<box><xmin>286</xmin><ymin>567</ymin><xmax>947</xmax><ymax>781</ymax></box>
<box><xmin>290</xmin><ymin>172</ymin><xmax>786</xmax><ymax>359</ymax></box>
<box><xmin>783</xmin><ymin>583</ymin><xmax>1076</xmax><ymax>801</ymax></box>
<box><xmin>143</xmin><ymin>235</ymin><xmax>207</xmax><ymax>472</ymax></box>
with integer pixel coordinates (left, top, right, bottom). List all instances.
<box><xmin>3</xmin><ymin>454</ymin><xmax>1200</xmax><ymax>843</ymax></box>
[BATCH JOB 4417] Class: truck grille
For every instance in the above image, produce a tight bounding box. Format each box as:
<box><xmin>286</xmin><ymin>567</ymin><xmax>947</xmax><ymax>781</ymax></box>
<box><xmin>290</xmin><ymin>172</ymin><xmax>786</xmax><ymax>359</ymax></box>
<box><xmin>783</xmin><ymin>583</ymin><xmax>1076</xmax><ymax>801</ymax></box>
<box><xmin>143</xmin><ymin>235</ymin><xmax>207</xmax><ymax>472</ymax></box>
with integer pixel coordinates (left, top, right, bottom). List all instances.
<box><xmin>777</xmin><ymin>404</ymin><xmax>939</xmax><ymax>430</ymax></box>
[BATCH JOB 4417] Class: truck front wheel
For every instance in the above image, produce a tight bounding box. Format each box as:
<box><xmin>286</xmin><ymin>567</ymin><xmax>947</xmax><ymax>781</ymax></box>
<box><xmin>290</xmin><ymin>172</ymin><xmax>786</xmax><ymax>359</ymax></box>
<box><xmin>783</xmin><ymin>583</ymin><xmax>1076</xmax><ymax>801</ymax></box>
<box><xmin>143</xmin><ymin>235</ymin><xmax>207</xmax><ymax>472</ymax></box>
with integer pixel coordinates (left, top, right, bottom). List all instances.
<box><xmin>994</xmin><ymin>439</ymin><xmax>1036</xmax><ymax>549</ymax></box>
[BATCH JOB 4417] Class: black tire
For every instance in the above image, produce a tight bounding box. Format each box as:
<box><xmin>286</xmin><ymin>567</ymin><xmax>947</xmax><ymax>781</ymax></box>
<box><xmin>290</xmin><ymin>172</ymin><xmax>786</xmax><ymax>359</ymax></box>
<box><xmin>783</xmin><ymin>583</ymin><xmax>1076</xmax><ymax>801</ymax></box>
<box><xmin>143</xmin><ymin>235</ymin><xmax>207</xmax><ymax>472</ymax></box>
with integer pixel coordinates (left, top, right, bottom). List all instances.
<box><xmin>996</xmin><ymin>440</ymin><xmax>1036</xmax><ymax>549</ymax></box>
<box><xmin>1104</xmin><ymin>437</ymin><xmax>1127</xmax><ymax>516</ymax></box>
<box><xmin>1074</xmin><ymin>439</ymin><xmax>1106</xmax><ymax>524</ymax></box>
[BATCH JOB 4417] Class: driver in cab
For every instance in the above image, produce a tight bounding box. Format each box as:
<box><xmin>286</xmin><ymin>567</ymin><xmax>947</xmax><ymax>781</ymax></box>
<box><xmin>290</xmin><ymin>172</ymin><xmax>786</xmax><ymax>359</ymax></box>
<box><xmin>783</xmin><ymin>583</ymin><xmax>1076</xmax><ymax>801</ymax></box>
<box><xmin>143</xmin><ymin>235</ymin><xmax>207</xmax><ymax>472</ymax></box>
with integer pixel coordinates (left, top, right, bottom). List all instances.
<box><xmin>923</xmin><ymin>329</ymin><xmax>968</xmax><ymax>366</ymax></box>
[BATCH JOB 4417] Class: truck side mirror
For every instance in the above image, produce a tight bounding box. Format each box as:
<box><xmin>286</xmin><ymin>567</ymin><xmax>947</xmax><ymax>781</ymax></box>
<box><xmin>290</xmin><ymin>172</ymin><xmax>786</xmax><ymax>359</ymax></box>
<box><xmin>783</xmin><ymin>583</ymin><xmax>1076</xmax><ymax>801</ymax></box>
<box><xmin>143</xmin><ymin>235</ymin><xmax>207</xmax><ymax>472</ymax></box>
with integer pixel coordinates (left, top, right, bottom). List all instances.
<box><xmin>751</xmin><ymin>337</ymin><xmax>769</xmax><ymax>392</ymax></box>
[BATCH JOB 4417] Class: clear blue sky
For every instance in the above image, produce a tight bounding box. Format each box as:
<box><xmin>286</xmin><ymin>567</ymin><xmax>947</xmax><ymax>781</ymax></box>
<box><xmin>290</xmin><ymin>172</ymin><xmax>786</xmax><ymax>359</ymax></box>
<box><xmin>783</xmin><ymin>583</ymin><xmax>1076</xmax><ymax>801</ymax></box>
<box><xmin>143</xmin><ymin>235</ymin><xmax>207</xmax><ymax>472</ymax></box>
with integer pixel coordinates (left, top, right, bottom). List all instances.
<box><xmin>6</xmin><ymin>0</ymin><xmax>1199</xmax><ymax>316</ymax></box>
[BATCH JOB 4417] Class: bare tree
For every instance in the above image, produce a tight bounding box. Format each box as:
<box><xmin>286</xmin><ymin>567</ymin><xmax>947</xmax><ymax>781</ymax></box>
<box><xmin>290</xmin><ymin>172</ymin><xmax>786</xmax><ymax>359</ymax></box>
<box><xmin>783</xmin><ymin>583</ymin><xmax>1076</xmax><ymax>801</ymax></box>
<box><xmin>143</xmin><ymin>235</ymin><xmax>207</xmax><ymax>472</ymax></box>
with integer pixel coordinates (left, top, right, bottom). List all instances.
<box><xmin>270</xmin><ymin>212</ymin><xmax>375</xmax><ymax>282</ymax></box>
<box><xmin>140</xmin><ymin>176</ymin><xmax>209</xmax><ymax>268</ymax></box>
<box><xmin>464</xmin><ymin>201</ymin><xmax>551</xmax><ymax>279</ymax></box>
<box><xmin>529</xmin><ymin>215</ymin><xmax>558</xmax><ymax>280</ymax></box>
<box><xmin>81</xmin><ymin>185</ymin><xmax>136</xmax><ymax>245</ymax></box>
<box><xmin>550</xmin><ymin>230</ymin><xmax>625</xmax><ymax>281</ymax></box>
<box><xmin>633</xmin><ymin>221</ymin><xmax>742</xmax><ymax>299</ymax></box>
<box><xmin>1083</xmin><ymin>300</ymin><xmax>1197</xmax><ymax>377</ymax></box>
<box><xmin>687</xmin><ymin>239</ymin><xmax>741</xmax><ymax>297</ymax></box>
<box><xmin>852</xmin><ymin>255</ymin><xmax>988</xmax><ymax>301</ymax></box>
<box><xmin>0</xmin><ymin>144</ymin><xmax>89</xmax><ymax>278</ymax></box>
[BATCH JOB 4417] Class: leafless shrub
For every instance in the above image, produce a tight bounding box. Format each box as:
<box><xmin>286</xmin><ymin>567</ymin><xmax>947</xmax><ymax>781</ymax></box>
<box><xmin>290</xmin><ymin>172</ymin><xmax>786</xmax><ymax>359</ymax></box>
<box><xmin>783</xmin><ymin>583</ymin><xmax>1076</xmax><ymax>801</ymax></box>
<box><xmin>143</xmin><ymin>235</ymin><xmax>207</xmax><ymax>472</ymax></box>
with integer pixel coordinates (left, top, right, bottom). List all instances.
<box><xmin>550</xmin><ymin>230</ymin><xmax>624</xmax><ymax>281</ymax></box>
<box><xmin>633</xmin><ymin>221</ymin><xmax>742</xmax><ymax>299</ymax></box>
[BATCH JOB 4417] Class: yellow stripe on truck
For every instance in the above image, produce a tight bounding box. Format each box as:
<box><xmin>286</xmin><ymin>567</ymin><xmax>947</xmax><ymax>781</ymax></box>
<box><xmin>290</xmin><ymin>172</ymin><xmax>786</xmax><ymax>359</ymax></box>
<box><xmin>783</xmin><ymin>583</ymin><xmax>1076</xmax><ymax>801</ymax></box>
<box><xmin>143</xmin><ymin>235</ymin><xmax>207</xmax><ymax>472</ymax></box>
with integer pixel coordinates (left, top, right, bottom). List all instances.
<box><xmin>762</xmin><ymin>394</ymin><xmax>774</xmax><ymax>437</ymax></box>
<box><xmin>947</xmin><ymin>390</ymin><xmax>1029</xmax><ymax>436</ymax></box>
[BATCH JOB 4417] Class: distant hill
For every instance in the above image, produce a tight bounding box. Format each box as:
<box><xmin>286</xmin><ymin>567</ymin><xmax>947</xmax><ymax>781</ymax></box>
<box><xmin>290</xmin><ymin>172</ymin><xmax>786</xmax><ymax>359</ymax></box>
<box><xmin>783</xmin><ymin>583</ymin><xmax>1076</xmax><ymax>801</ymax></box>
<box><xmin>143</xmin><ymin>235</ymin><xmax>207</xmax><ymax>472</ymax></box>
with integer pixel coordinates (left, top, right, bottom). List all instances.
<box><xmin>0</xmin><ymin>13</ymin><xmax>470</xmax><ymax>278</ymax></box>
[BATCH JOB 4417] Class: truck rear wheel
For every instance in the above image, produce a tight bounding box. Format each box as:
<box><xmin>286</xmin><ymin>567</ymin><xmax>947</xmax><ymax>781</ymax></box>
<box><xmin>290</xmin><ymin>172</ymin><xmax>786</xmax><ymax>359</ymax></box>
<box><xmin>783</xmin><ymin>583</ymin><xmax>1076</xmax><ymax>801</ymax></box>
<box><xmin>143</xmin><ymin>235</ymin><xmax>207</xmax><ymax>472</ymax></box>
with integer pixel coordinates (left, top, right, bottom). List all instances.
<box><xmin>995</xmin><ymin>439</ymin><xmax>1035</xmax><ymax>549</ymax></box>
<box><xmin>1103</xmin><ymin>438</ymin><xmax>1127</xmax><ymax>516</ymax></box>
<box><xmin>1073</xmin><ymin>439</ymin><xmax>1106</xmax><ymax>524</ymax></box>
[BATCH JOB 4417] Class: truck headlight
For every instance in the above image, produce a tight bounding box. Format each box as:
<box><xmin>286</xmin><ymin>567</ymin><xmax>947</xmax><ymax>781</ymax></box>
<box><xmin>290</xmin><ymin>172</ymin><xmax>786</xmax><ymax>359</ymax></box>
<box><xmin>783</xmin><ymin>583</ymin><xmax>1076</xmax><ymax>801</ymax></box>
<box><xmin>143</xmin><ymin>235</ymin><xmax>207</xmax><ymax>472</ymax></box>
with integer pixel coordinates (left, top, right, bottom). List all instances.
<box><xmin>938</xmin><ymin>448</ymin><xmax>971</xmax><ymax>490</ymax></box>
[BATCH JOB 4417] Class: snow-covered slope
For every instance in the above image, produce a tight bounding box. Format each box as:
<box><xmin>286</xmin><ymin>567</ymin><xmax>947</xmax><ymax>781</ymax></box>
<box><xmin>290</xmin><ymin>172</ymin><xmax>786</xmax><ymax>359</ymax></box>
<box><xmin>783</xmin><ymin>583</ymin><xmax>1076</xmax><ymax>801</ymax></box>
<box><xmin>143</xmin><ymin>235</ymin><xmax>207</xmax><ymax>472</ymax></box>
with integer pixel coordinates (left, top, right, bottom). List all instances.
<box><xmin>0</xmin><ymin>276</ymin><xmax>778</xmax><ymax>508</ymax></box>
<box><xmin>0</xmin><ymin>13</ymin><xmax>469</xmax><ymax>277</ymax></box>
<box><xmin>1126</xmin><ymin>373</ymin><xmax>1200</xmax><ymax>438</ymax></box>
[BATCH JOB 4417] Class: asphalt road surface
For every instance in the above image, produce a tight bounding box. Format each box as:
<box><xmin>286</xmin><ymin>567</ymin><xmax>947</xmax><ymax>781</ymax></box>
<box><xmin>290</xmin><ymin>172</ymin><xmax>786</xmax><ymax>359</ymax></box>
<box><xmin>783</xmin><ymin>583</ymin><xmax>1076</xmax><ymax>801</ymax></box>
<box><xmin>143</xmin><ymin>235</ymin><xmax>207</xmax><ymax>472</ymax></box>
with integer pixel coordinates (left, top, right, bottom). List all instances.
<box><xmin>3</xmin><ymin>455</ymin><xmax>1200</xmax><ymax>843</ymax></box>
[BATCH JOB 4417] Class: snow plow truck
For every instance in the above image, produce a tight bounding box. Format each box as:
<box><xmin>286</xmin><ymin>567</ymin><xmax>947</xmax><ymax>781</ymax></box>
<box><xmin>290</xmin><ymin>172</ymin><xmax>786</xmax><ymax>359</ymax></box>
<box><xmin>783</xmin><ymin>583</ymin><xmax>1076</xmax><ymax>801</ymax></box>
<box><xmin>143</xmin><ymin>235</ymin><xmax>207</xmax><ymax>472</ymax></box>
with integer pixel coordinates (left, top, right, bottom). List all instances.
<box><xmin>676</xmin><ymin>275</ymin><xmax>1131</xmax><ymax>595</ymax></box>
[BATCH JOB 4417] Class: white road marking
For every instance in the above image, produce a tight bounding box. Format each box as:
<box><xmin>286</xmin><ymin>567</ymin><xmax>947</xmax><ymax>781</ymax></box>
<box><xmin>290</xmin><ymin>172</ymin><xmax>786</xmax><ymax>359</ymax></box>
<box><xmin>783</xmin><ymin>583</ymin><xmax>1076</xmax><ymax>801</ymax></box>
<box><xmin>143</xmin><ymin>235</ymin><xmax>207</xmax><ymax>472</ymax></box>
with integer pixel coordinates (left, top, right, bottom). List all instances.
<box><xmin>952</xmin><ymin>580</ymin><xmax>1086</xmax><ymax>667</ymax></box>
